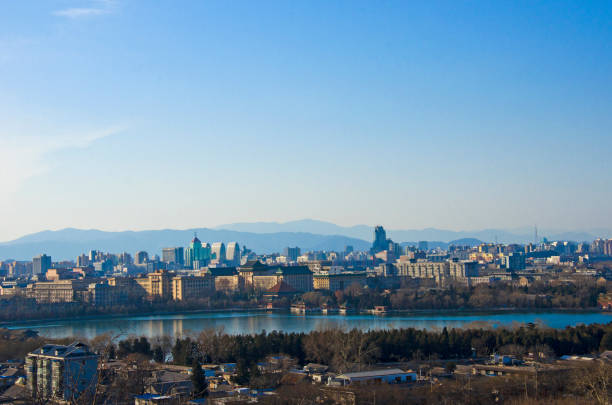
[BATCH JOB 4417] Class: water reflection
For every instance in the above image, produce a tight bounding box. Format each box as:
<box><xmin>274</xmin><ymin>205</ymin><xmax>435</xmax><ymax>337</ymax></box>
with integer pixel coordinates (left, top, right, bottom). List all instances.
<box><xmin>5</xmin><ymin>310</ymin><xmax>611</xmax><ymax>340</ymax></box>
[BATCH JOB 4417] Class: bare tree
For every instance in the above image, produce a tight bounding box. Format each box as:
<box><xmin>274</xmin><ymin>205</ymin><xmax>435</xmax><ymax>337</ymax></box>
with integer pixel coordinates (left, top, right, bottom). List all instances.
<box><xmin>573</xmin><ymin>361</ymin><xmax>612</xmax><ymax>405</ymax></box>
<box><xmin>498</xmin><ymin>344</ymin><xmax>526</xmax><ymax>358</ymax></box>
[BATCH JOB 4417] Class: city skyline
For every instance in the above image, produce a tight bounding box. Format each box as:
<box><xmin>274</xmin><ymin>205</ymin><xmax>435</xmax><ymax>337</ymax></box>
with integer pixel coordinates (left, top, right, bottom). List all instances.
<box><xmin>2</xmin><ymin>219</ymin><xmax>612</xmax><ymax>262</ymax></box>
<box><xmin>1</xmin><ymin>3</ymin><xmax>611</xmax><ymax>402</ymax></box>
<box><xmin>1</xmin><ymin>0</ymin><xmax>611</xmax><ymax>241</ymax></box>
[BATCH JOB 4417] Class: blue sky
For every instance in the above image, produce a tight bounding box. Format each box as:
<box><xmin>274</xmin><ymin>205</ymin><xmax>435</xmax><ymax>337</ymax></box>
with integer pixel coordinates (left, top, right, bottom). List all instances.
<box><xmin>0</xmin><ymin>0</ymin><xmax>610</xmax><ymax>241</ymax></box>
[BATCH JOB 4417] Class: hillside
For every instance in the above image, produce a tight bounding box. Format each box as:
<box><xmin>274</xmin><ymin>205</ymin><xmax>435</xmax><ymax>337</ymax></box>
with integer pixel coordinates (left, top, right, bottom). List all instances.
<box><xmin>0</xmin><ymin>228</ymin><xmax>371</xmax><ymax>261</ymax></box>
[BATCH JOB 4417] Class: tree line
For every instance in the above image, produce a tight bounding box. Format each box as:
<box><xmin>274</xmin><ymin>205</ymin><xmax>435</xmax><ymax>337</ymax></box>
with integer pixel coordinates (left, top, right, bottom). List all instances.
<box><xmin>0</xmin><ymin>277</ymin><xmax>608</xmax><ymax>322</ymax></box>
<box><xmin>107</xmin><ymin>322</ymin><xmax>612</xmax><ymax>374</ymax></box>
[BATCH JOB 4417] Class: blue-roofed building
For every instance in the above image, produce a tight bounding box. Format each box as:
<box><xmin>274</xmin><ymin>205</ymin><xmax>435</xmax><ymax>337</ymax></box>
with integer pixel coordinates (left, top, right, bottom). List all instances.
<box><xmin>220</xmin><ymin>363</ymin><xmax>236</xmax><ymax>373</ymax></box>
<box><xmin>329</xmin><ymin>368</ymin><xmax>417</xmax><ymax>386</ymax></box>
<box><xmin>134</xmin><ymin>393</ymin><xmax>174</xmax><ymax>405</ymax></box>
<box><xmin>187</xmin><ymin>398</ymin><xmax>208</xmax><ymax>405</ymax></box>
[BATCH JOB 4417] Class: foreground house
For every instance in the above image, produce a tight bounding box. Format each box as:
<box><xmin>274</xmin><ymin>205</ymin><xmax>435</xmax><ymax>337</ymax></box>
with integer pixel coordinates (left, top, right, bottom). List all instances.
<box><xmin>134</xmin><ymin>393</ymin><xmax>176</xmax><ymax>405</ymax></box>
<box><xmin>328</xmin><ymin>368</ymin><xmax>417</xmax><ymax>386</ymax></box>
<box><xmin>25</xmin><ymin>342</ymin><xmax>98</xmax><ymax>402</ymax></box>
<box><xmin>144</xmin><ymin>370</ymin><xmax>193</xmax><ymax>401</ymax></box>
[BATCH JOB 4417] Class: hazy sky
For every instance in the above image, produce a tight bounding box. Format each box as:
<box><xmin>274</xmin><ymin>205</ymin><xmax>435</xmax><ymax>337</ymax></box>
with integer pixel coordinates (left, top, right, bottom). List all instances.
<box><xmin>1</xmin><ymin>0</ymin><xmax>611</xmax><ymax>241</ymax></box>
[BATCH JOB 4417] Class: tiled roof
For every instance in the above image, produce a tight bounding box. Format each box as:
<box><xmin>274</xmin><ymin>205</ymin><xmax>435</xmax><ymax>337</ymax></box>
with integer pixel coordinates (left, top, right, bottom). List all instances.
<box><xmin>265</xmin><ymin>280</ymin><xmax>298</xmax><ymax>294</ymax></box>
<box><xmin>275</xmin><ymin>266</ymin><xmax>312</xmax><ymax>275</ymax></box>
<box><xmin>207</xmin><ymin>267</ymin><xmax>238</xmax><ymax>277</ymax></box>
<box><xmin>240</xmin><ymin>260</ymin><xmax>268</xmax><ymax>271</ymax></box>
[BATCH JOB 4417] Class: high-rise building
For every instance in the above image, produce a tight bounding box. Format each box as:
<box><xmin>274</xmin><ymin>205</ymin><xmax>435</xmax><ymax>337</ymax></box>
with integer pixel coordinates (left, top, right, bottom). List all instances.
<box><xmin>418</xmin><ymin>241</ymin><xmax>429</xmax><ymax>252</ymax></box>
<box><xmin>76</xmin><ymin>254</ymin><xmax>89</xmax><ymax>267</ymax></box>
<box><xmin>372</xmin><ymin>226</ymin><xmax>388</xmax><ymax>253</ymax></box>
<box><xmin>135</xmin><ymin>251</ymin><xmax>149</xmax><ymax>265</ymax></box>
<box><xmin>605</xmin><ymin>239</ymin><xmax>612</xmax><ymax>256</ymax></box>
<box><xmin>32</xmin><ymin>254</ymin><xmax>52</xmax><ymax>275</ymax></box>
<box><xmin>185</xmin><ymin>236</ymin><xmax>211</xmax><ymax>269</ymax></box>
<box><xmin>226</xmin><ymin>242</ymin><xmax>241</xmax><ymax>266</ymax></box>
<box><xmin>211</xmin><ymin>242</ymin><xmax>226</xmax><ymax>264</ymax></box>
<box><xmin>94</xmin><ymin>259</ymin><xmax>114</xmax><ymax>274</ymax></box>
<box><xmin>118</xmin><ymin>252</ymin><xmax>133</xmax><ymax>265</ymax></box>
<box><xmin>161</xmin><ymin>248</ymin><xmax>174</xmax><ymax>264</ymax></box>
<box><xmin>390</xmin><ymin>242</ymin><xmax>402</xmax><ymax>257</ymax></box>
<box><xmin>577</xmin><ymin>243</ymin><xmax>590</xmax><ymax>254</ymax></box>
<box><xmin>592</xmin><ymin>239</ymin><xmax>606</xmax><ymax>254</ymax></box>
<box><xmin>283</xmin><ymin>247</ymin><xmax>301</xmax><ymax>262</ymax></box>
<box><xmin>162</xmin><ymin>247</ymin><xmax>185</xmax><ymax>267</ymax></box>
<box><xmin>502</xmin><ymin>252</ymin><xmax>526</xmax><ymax>271</ymax></box>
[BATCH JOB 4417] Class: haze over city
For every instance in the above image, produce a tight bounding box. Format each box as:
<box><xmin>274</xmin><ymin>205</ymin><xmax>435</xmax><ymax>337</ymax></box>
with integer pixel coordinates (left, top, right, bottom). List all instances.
<box><xmin>1</xmin><ymin>0</ymin><xmax>611</xmax><ymax>242</ymax></box>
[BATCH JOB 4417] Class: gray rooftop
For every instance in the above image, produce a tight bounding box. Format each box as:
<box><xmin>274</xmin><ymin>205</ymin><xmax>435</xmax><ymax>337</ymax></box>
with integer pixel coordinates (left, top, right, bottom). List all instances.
<box><xmin>29</xmin><ymin>342</ymin><xmax>96</xmax><ymax>359</ymax></box>
<box><xmin>339</xmin><ymin>368</ymin><xmax>410</xmax><ymax>379</ymax></box>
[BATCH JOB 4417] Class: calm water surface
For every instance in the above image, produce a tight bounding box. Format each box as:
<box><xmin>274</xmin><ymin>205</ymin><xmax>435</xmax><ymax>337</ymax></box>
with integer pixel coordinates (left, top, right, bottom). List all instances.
<box><xmin>5</xmin><ymin>310</ymin><xmax>612</xmax><ymax>339</ymax></box>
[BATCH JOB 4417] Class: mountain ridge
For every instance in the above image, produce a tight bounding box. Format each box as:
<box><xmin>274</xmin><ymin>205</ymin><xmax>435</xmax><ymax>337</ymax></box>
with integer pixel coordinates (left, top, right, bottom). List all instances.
<box><xmin>215</xmin><ymin>219</ymin><xmax>609</xmax><ymax>244</ymax></box>
<box><xmin>0</xmin><ymin>228</ymin><xmax>371</xmax><ymax>261</ymax></box>
<box><xmin>1</xmin><ymin>220</ymin><xmax>609</xmax><ymax>261</ymax></box>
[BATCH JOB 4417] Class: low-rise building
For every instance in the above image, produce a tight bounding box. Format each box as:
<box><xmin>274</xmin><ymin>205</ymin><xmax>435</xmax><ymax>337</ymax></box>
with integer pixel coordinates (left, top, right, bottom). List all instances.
<box><xmin>237</xmin><ymin>263</ymin><xmax>313</xmax><ymax>292</ymax></box>
<box><xmin>0</xmin><ymin>367</ymin><xmax>24</xmax><ymax>390</ymax></box>
<box><xmin>252</xmin><ymin>272</ymin><xmax>281</xmax><ymax>291</ymax></box>
<box><xmin>87</xmin><ymin>282</ymin><xmax>130</xmax><ymax>307</ymax></box>
<box><xmin>396</xmin><ymin>260</ymin><xmax>449</xmax><ymax>281</ymax></box>
<box><xmin>450</xmin><ymin>260</ymin><xmax>479</xmax><ymax>278</ymax></box>
<box><xmin>0</xmin><ymin>281</ymin><xmax>28</xmax><ymax>296</ymax></box>
<box><xmin>466</xmin><ymin>274</ymin><xmax>511</xmax><ymax>286</ymax></box>
<box><xmin>206</xmin><ymin>268</ymin><xmax>241</xmax><ymax>292</ymax></box>
<box><xmin>26</xmin><ymin>280</ymin><xmax>90</xmax><ymax>303</ymax></box>
<box><xmin>134</xmin><ymin>270</ymin><xmax>173</xmax><ymax>300</ymax></box>
<box><xmin>313</xmin><ymin>272</ymin><xmax>367</xmax><ymax>291</ymax></box>
<box><xmin>134</xmin><ymin>393</ymin><xmax>175</xmax><ymax>405</ymax></box>
<box><xmin>144</xmin><ymin>370</ymin><xmax>193</xmax><ymax>402</ymax></box>
<box><xmin>171</xmin><ymin>275</ymin><xmax>214</xmax><ymax>301</ymax></box>
<box><xmin>107</xmin><ymin>276</ymin><xmax>148</xmax><ymax>300</ymax></box>
<box><xmin>237</xmin><ymin>260</ymin><xmax>271</xmax><ymax>289</ymax></box>
<box><xmin>276</xmin><ymin>266</ymin><xmax>313</xmax><ymax>292</ymax></box>
<box><xmin>263</xmin><ymin>280</ymin><xmax>299</xmax><ymax>299</ymax></box>
<box><xmin>395</xmin><ymin>259</ymin><xmax>478</xmax><ymax>285</ymax></box>
<box><xmin>329</xmin><ymin>368</ymin><xmax>417</xmax><ymax>386</ymax></box>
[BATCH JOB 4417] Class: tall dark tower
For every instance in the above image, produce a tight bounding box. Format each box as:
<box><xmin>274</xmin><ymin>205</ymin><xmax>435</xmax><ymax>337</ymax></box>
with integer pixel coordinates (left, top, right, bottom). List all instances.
<box><xmin>372</xmin><ymin>226</ymin><xmax>387</xmax><ymax>253</ymax></box>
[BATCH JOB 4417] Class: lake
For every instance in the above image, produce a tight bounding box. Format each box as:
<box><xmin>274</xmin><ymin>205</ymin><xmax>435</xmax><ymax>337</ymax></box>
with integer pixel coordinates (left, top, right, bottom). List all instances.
<box><xmin>5</xmin><ymin>310</ymin><xmax>612</xmax><ymax>339</ymax></box>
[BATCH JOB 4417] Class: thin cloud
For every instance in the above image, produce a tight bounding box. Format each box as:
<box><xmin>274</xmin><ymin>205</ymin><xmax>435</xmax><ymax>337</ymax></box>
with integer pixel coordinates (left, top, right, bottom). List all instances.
<box><xmin>53</xmin><ymin>8</ymin><xmax>110</xmax><ymax>18</ymax></box>
<box><xmin>0</xmin><ymin>126</ymin><xmax>126</xmax><ymax>194</ymax></box>
<box><xmin>53</xmin><ymin>0</ymin><xmax>118</xmax><ymax>19</ymax></box>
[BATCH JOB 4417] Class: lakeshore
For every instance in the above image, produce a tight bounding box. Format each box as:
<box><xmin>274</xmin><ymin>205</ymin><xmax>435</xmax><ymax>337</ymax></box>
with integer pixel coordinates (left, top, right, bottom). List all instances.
<box><xmin>5</xmin><ymin>309</ymin><xmax>612</xmax><ymax>339</ymax></box>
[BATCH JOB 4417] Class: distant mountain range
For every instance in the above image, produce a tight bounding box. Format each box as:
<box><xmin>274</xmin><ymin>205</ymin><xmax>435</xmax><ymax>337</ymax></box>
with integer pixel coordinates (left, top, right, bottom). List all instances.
<box><xmin>0</xmin><ymin>219</ymin><xmax>609</xmax><ymax>261</ymax></box>
<box><xmin>0</xmin><ymin>228</ymin><xmax>371</xmax><ymax>261</ymax></box>
<box><xmin>215</xmin><ymin>219</ymin><xmax>610</xmax><ymax>245</ymax></box>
